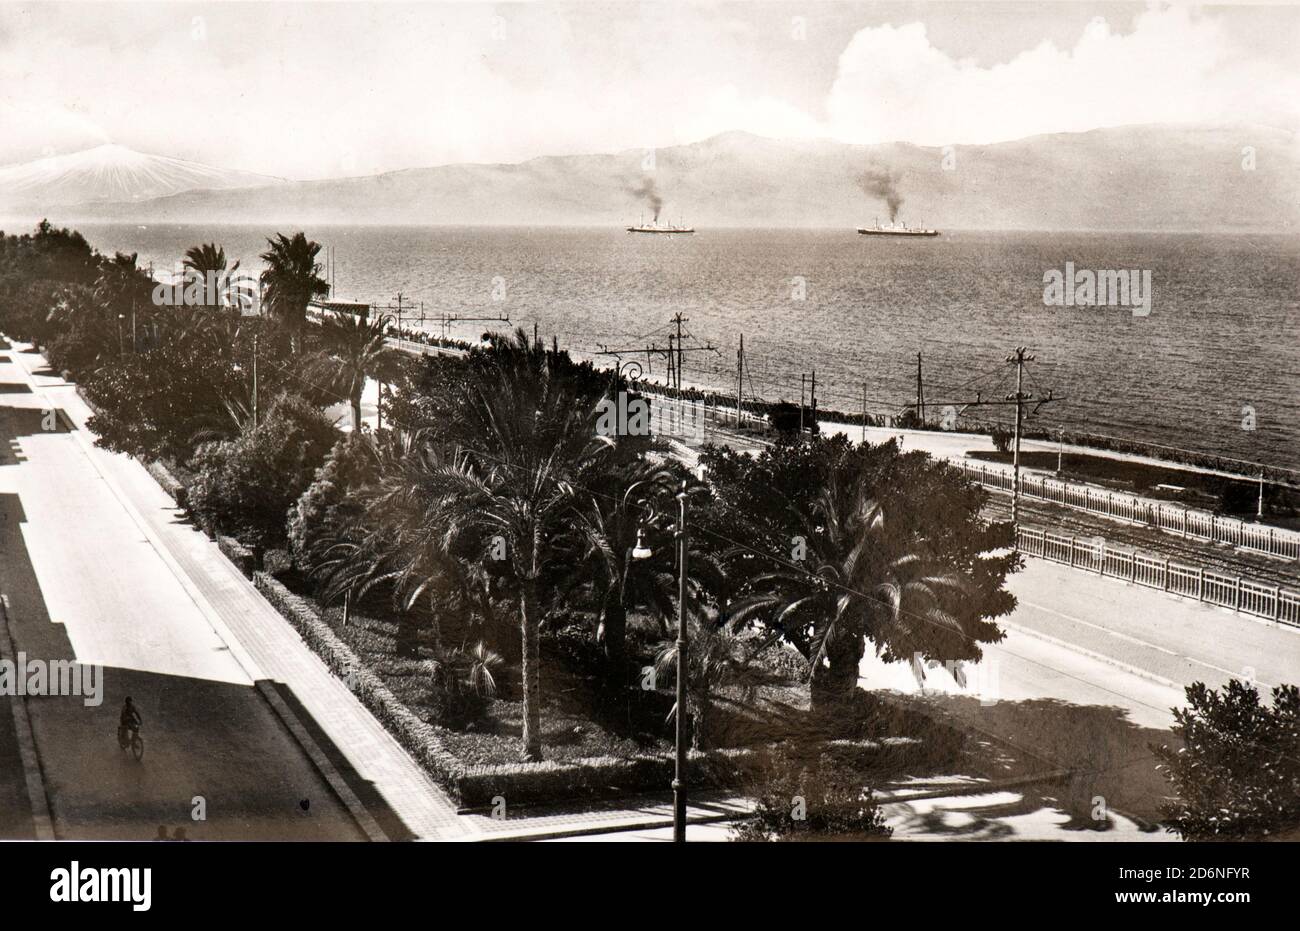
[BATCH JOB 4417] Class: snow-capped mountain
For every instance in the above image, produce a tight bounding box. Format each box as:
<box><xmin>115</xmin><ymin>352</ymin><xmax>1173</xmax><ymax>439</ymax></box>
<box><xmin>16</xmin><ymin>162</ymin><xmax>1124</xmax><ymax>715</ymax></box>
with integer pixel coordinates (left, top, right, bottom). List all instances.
<box><xmin>0</xmin><ymin>144</ymin><xmax>281</xmax><ymax>210</ymax></box>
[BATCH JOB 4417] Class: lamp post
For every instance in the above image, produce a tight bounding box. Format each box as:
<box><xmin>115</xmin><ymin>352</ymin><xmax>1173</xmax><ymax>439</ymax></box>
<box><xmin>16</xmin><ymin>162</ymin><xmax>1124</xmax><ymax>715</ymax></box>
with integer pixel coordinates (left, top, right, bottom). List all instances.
<box><xmin>624</xmin><ymin>480</ymin><xmax>687</xmax><ymax>841</ymax></box>
<box><xmin>672</xmin><ymin>480</ymin><xmax>689</xmax><ymax>842</ymax></box>
<box><xmin>117</xmin><ymin>314</ymin><xmax>125</xmax><ymax>355</ymax></box>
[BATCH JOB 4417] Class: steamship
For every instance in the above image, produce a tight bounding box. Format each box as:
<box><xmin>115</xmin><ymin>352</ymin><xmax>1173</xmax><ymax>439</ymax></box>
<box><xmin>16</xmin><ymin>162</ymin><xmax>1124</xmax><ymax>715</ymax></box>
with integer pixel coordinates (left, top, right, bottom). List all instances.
<box><xmin>627</xmin><ymin>214</ymin><xmax>695</xmax><ymax>234</ymax></box>
<box><xmin>857</xmin><ymin>217</ymin><xmax>939</xmax><ymax>237</ymax></box>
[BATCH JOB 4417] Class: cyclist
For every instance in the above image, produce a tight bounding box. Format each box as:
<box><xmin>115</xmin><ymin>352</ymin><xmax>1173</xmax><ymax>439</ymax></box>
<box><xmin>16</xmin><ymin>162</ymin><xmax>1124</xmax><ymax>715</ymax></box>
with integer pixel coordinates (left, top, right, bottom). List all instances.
<box><xmin>119</xmin><ymin>696</ymin><xmax>142</xmax><ymax>746</ymax></box>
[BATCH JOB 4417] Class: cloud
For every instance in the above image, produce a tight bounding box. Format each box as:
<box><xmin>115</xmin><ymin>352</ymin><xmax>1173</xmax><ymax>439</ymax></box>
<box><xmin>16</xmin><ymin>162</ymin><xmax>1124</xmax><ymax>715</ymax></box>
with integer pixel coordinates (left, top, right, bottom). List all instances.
<box><xmin>0</xmin><ymin>100</ymin><xmax>108</xmax><ymax>166</ymax></box>
<box><xmin>824</xmin><ymin>7</ymin><xmax>1300</xmax><ymax>146</ymax></box>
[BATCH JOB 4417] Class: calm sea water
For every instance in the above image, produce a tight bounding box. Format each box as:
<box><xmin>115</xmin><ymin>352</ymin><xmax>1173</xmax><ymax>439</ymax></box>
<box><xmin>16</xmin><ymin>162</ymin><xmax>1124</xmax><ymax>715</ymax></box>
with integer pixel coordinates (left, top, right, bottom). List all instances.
<box><xmin>71</xmin><ymin>223</ymin><xmax>1300</xmax><ymax>471</ymax></box>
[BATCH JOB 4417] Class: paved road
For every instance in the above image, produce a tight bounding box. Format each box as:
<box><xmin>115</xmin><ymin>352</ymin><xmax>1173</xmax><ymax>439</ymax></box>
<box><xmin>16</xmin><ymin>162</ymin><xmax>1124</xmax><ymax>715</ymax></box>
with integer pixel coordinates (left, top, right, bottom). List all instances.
<box><xmin>860</xmin><ymin>556</ymin><xmax>1300</xmax><ymax>824</ymax></box>
<box><xmin>0</xmin><ymin>343</ymin><xmax>362</xmax><ymax>840</ymax></box>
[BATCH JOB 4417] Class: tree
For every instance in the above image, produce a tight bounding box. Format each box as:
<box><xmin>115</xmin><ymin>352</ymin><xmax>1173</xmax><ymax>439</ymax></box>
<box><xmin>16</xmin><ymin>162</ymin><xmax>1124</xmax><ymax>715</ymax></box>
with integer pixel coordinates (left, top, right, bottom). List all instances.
<box><xmin>560</xmin><ymin>462</ymin><xmax>680</xmax><ymax>671</ymax></box>
<box><xmin>351</xmin><ymin>330</ymin><xmax>620</xmax><ymax>760</ymax></box>
<box><xmin>288</xmin><ymin>432</ymin><xmax>383</xmax><ymax>573</ymax></box>
<box><xmin>186</xmin><ymin>394</ymin><xmax>338</xmax><ymax>552</ymax></box>
<box><xmin>183</xmin><ymin>242</ymin><xmax>243</xmax><ymax>312</ymax></box>
<box><xmin>83</xmin><ymin>316</ymin><xmax>298</xmax><ymax>464</ymax></box>
<box><xmin>305</xmin><ymin>312</ymin><xmax>402</xmax><ymax>431</ymax></box>
<box><xmin>259</xmin><ymin>232</ymin><xmax>328</xmax><ymax>352</ymax></box>
<box><xmin>1155</xmin><ymin>680</ymin><xmax>1300</xmax><ymax>841</ymax></box>
<box><xmin>700</xmin><ymin>435</ymin><xmax>1017</xmax><ymax>711</ymax></box>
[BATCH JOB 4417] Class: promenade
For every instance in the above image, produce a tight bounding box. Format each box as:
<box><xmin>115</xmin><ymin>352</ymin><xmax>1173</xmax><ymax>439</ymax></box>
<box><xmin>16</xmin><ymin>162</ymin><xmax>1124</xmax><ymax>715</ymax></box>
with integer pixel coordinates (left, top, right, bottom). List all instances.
<box><xmin>2</xmin><ymin>337</ymin><xmax>1296</xmax><ymax>841</ymax></box>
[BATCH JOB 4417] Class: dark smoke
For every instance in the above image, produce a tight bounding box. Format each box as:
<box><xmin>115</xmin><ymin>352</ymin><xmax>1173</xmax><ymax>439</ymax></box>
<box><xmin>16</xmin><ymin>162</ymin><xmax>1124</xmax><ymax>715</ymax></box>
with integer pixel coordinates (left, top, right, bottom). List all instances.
<box><xmin>856</xmin><ymin>166</ymin><xmax>903</xmax><ymax>223</ymax></box>
<box><xmin>630</xmin><ymin>176</ymin><xmax>663</xmax><ymax>222</ymax></box>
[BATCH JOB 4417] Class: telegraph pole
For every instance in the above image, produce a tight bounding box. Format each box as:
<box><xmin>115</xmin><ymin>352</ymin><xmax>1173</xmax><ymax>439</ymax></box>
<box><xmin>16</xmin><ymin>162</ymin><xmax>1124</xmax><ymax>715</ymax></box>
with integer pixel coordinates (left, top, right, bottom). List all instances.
<box><xmin>916</xmin><ymin>352</ymin><xmax>926</xmax><ymax>425</ymax></box>
<box><xmin>672</xmin><ymin>312</ymin><xmax>686</xmax><ymax>391</ymax></box>
<box><xmin>1007</xmin><ymin>347</ymin><xmax>1034</xmax><ymax>528</ymax></box>
<box><xmin>800</xmin><ymin>374</ymin><xmax>806</xmax><ymax>434</ymax></box>
<box><xmin>862</xmin><ymin>382</ymin><xmax>867</xmax><ymax>443</ymax></box>
<box><xmin>735</xmin><ymin>334</ymin><xmax>744</xmax><ymax>427</ymax></box>
<box><xmin>252</xmin><ymin>332</ymin><xmax>260</xmax><ymax>431</ymax></box>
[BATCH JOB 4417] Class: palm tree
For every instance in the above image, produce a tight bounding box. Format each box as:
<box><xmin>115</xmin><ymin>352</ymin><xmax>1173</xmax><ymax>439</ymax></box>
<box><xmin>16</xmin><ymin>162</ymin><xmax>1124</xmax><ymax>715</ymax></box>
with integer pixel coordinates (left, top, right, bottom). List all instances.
<box><xmin>306</xmin><ymin>313</ymin><xmax>401</xmax><ymax>432</ymax></box>
<box><xmin>183</xmin><ymin>242</ymin><xmax>240</xmax><ymax>312</ymax></box>
<box><xmin>728</xmin><ymin>472</ymin><xmax>966</xmax><ymax>711</ymax></box>
<box><xmin>259</xmin><ymin>232</ymin><xmax>328</xmax><ymax>352</ymax></box>
<box><xmin>562</xmin><ymin>463</ymin><xmax>678</xmax><ymax>670</ymax></box>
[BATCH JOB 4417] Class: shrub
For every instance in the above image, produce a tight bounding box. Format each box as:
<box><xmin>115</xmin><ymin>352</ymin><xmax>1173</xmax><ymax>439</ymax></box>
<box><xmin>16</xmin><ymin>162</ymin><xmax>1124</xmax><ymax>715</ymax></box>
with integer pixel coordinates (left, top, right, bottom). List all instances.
<box><xmin>187</xmin><ymin>394</ymin><xmax>338</xmax><ymax>550</ymax></box>
<box><xmin>287</xmin><ymin>433</ymin><xmax>377</xmax><ymax>572</ymax></box>
<box><xmin>429</xmin><ymin>642</ymin><xmax>503</xmax><ymax>730</ymax></box>
<box><xmin>1155</xmin><ymin>680</ymin><xmax>1300</xmax><ymax>841</ymax></box>
<box><xmin>731</xmin><ymin>747</ymin><xmax>893</xmax><ymax>842</ymax></box>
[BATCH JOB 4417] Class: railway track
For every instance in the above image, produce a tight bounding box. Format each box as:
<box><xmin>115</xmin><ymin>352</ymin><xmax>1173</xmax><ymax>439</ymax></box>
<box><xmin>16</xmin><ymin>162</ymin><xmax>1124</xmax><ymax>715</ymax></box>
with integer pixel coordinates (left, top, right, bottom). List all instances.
<box><xmin>982</xmin><ymin>494</ymin><xmax>1300</xmax><ymax>589</ymax></box>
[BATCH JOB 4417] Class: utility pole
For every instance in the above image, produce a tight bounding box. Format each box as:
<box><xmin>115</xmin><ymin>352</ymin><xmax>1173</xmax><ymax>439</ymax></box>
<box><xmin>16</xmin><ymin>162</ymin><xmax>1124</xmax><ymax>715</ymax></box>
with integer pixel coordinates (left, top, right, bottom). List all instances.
<box><xmin>800</xmin><ymin>374</ymin><xmax>806</xmax><ymax>434</ymax></box>
<box><xmin>252</xmin><ymin>333</ymin><xmax>259</xmax><ymax>429</ymax></box>
<box><xmin>735</xmin><ymin>334</ymin><xmax>744</xmax><ymax>427</ymax></box>
<box><xmin>810</xmin><ymin>369</ymin><xmax>817</xmax><ymax>427</ymax></box>
<box><xmin>1007</xmin><ymin>347</ymin><xmax>1034</xmax><ymax>528</ymax></box>
<box><xmin>916</xmin><ymin>352</ymin><xmax>926</xmax><ymax>425</ymax></box>
<box><xmin>395</xmin><ymin>293</ymin><xmax>404</xmax><ymax>334</ymax></box>
<box><xmin>672</xmin><ymin>312</ymin><xmax>687</xmax><ymax>391</ymax></box>
<box><xmin>862</xmin><ymin>382</ymin><xmax>867</xmax><ymax>444</ymax></box>
<box><xmin>1258</xmin><ymin>471</ymin><xmax>1265</xmax><ymax>519</ymax></box>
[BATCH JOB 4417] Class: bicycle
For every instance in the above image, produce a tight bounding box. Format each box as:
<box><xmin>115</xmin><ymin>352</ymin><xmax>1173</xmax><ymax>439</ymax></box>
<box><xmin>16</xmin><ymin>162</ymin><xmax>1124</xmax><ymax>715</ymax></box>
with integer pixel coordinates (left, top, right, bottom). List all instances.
<box><xmin>117</xmin><ymin>725</ymin><xmax>144</xmax><ymax>761</ymax></box>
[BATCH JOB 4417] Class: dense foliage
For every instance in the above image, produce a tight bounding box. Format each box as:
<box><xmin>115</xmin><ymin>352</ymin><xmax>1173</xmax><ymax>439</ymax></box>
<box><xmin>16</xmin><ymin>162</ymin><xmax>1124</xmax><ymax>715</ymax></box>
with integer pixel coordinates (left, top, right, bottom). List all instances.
<box><xmin>1156</xmin><ymin>680</ymin><xmax>1300</xmax><ymax>841</ymax></box>
<box><xmin>2</xmin><ymin>222</ymin><xmax>1027</xmax><ymax>780</ymax></box>
<box><xmin>187</xmin><ymin>394</ymin><xmax>338</xmax><ymax>551</ymax></box>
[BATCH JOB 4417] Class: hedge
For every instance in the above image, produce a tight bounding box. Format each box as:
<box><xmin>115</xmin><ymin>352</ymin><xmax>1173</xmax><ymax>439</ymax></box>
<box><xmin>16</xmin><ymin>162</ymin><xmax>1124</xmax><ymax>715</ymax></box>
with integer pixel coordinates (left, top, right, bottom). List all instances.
<box><xmin>218</xmin><ymin>536</ymin><xmax>256</xmax><ymax>577</ymax></box>
<box><xmin>146</xmin><ymin>460</ymin><xmax>188</xmax><ymax>510</ymax></box>
<box><xmin>252</xmin><ymin>571</ymin><xmax>763</xmax><ymax>809</ymax></box>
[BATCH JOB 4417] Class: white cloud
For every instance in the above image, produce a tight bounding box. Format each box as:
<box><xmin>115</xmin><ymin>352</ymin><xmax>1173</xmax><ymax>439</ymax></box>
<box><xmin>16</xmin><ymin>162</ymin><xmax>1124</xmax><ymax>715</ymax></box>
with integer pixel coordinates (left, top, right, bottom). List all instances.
<box><xmin>0</xmin><ymin>4</ymin><xmax>1295</xmax><ymax>175</ymax></box>
<box><xmin>824</xmin><ymin>6</ymin><xmax>1300</xmax><ymax>146</ymax></box>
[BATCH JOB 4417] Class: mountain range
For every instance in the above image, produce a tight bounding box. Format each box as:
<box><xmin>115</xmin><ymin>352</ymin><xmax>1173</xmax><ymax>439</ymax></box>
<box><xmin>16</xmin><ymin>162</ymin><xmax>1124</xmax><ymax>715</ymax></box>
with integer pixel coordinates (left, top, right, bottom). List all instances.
<box><xmin>2</xmin><ymin>125</ymin><xmax>1296</xmax><ymax>232</ymax></box>
<box><xmin>0</xmin><ymin>144</ymin><xmax>280</xmax><ymax>209</ymax></box>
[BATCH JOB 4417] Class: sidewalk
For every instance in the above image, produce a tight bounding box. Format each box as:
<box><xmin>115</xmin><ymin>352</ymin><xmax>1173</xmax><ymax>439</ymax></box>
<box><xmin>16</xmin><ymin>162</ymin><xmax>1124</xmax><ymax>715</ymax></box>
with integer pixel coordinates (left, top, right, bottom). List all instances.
<box><xmin>9</xmin><ymin>347</ymin><xmax>469</xmax><ymax>838</ymax></box>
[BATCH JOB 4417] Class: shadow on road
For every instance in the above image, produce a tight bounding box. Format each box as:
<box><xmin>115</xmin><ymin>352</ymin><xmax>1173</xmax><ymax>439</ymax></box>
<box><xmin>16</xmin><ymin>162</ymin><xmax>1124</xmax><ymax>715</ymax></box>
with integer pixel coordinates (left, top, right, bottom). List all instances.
<box><xmin>0</xmin><ymin>451</ymin><xmax>410</xmax><ymax>839</ymax></box>
<box><xmin>904</xmin><ymin>691</ymin><xmax>1177</xmax><ymax>830</ymax></box>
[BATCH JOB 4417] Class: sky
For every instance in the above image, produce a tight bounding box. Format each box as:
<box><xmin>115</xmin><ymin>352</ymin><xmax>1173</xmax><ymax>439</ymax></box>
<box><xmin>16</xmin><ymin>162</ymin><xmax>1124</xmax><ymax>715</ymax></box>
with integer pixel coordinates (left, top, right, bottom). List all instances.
<box><xmin>1</xmin><ymin>1</ymin><xmax>1298</xmax><ymax>178</ymax></box>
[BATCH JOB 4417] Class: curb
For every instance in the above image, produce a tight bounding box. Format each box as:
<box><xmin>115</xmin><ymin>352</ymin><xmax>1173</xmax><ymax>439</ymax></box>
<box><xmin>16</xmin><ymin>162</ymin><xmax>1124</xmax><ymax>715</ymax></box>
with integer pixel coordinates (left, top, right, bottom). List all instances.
<box><xmin>462</xmin><ymin>807</ymin><xmax>752</xmax><ymax>843</ymax></box>
<box><xmin>0</xmin><ymin>594</ymin><xmax>56</xmax><ymax>840</ymax></box>
<box><xmin>255</xmin><ymin>680</ymin><xmax>388</xmax><ymax>842</ymax></box>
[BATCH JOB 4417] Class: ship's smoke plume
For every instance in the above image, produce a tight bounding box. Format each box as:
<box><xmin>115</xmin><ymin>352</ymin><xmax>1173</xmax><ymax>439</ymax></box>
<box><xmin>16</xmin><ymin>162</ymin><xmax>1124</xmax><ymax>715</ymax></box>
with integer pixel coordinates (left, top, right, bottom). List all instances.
<box><xmin>630</xmin><ymin>176</ymin><xmax>663</xmax><ymax>222</ymax></box>
<box><xmin>857</xmin><ymin>166</ymin><xmax>903</xmax><ymax>223</ymax></box>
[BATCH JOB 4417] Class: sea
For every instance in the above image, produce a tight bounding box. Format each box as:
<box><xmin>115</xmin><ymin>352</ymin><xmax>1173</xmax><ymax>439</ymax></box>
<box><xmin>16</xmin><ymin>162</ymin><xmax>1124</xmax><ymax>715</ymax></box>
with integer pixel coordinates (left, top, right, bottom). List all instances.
<box><xmin>64</xmin><ymin>223</ymin><xmax>1300</xmax><ymax>472</ymax></box>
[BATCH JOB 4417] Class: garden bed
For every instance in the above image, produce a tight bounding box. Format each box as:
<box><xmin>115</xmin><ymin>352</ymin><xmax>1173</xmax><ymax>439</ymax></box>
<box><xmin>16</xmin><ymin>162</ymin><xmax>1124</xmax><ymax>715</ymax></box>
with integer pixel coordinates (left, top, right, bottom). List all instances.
<box><xmin>253</xmin><ymin>570</ymin><xmax>975</xmax><ymax>810</ymax></box>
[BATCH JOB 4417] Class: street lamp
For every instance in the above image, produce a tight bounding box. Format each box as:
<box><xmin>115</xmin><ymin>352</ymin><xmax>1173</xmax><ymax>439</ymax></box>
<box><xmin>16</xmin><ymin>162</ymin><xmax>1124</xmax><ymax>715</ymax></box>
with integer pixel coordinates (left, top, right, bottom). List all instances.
<box><xmin>117</xmin><ymin>314</ymin><xmax>125</xmax><ymax>355</ymax></box>
<box><xmin>672</xmin><ymin>480</ymin><xmax>689</xmax><ymax>842</ymax></box>
<box><xmin>631</xmin><ymin>526</ymin><xmax>653</xmax><ymax>562</ymax></box>
<box><xmin>625</xmin><ymin>481</ymin><xmax>688</xmax><ymax>841</ymax></box>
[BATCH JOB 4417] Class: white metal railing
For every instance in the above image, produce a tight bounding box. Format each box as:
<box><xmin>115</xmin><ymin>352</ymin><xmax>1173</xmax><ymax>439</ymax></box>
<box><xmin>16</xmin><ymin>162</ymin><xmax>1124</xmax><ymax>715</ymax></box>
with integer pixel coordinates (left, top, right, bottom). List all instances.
<box><xmin>958</xmin><ymin>459</ymin><xmax>1300</xmax><ymax>561</ymax></box>
<box><xmin>1015</xmin><ymin>526</ymin><xmax>1300</xmax><ymax>628</ymax></box>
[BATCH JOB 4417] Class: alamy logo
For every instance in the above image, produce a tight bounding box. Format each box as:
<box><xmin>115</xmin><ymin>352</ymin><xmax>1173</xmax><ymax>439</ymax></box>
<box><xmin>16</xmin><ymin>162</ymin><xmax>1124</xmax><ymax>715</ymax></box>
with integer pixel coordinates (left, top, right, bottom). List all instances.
<box><xmin>50</xmin><ymin>862</ymin><xmax>151</xmax><ymax>911</ymax></box>
<box><xmin>0</xmin><ymin>653</ymin><xmax>101</xmax><ymax>706</ymax></box>
<box><xmin>1042</xmin><ymin>262</ymin><xmax>1152</xmax><ymax>316</ymax></box>
<box><xmin>596</xmin><ymin>392</ymin><xmax>650</xmax><ymax>437</ymax></box>
<box><xmin>152</xmin><ymin>270</ymin><xmax>257</xmax><ymax>313</ymax></box>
